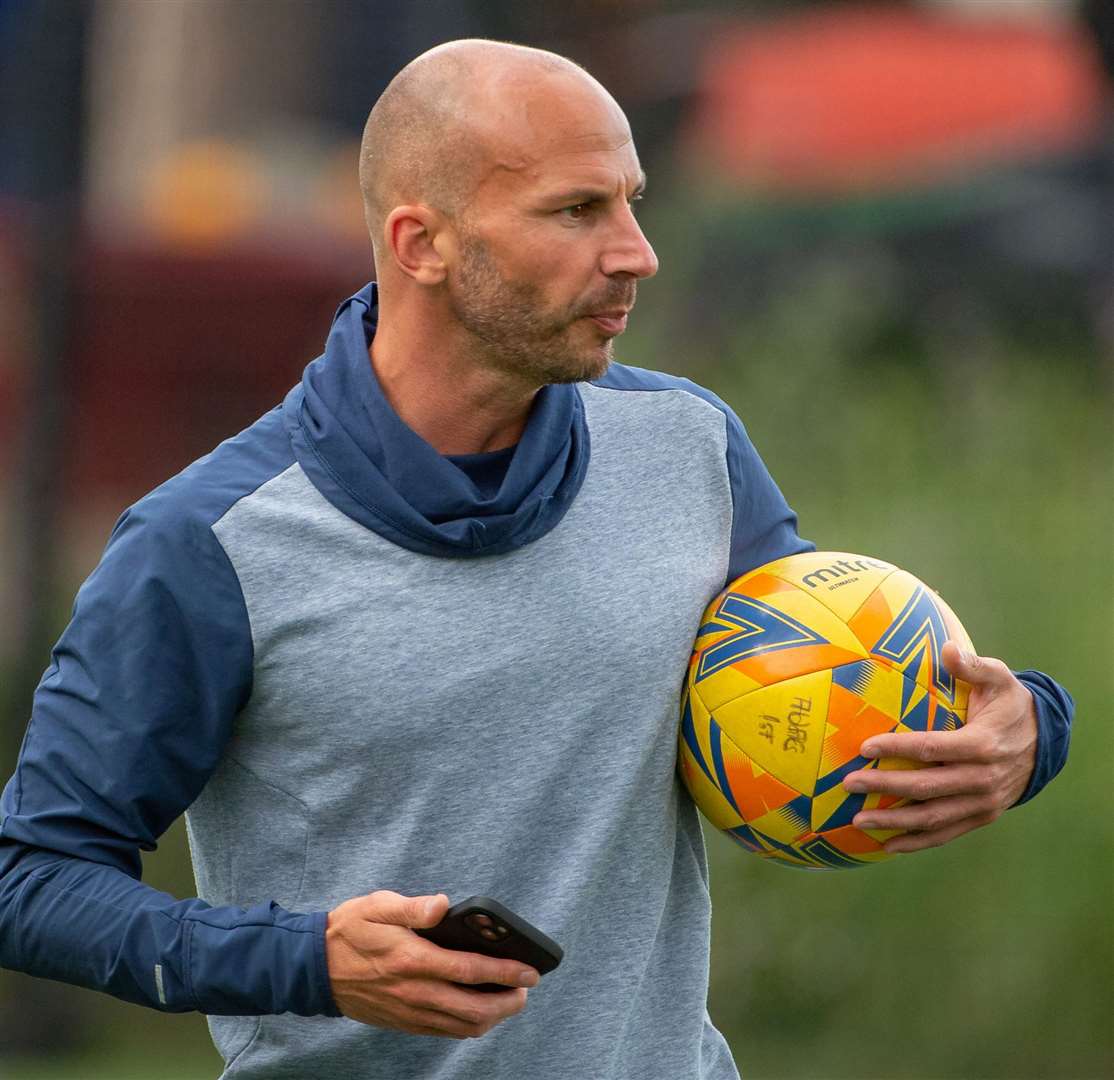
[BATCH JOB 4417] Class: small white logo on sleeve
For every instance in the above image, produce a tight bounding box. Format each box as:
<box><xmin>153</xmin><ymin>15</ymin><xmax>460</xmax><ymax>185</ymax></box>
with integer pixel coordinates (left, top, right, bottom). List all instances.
<box><xmin>154</xmin><ymin>963</ymin><xmax>167</xmax><ymax>1006</ymax></box>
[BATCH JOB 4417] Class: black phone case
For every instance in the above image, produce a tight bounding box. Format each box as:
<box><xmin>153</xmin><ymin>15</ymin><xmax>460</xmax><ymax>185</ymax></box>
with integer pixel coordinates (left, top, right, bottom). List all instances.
<box><xmin>414</xmin><ymin>896</ymin><xmax>563</xmax><ymax>993</ymax></box>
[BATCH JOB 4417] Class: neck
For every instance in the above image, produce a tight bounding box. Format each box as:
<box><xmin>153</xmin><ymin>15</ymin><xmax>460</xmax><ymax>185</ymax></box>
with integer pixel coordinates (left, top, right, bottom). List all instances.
<box><xmin>370</xmin><ymin>289</ymin><xmax>539</xmax><ymax>456</ymax></box>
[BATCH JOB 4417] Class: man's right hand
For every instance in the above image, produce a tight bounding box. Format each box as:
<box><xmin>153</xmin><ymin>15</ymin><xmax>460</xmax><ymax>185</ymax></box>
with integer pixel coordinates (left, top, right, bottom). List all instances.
<box><xmin>325</xmin><ymin>890</ymin><xmax>539</xmax><ymax>1039</ymax></box>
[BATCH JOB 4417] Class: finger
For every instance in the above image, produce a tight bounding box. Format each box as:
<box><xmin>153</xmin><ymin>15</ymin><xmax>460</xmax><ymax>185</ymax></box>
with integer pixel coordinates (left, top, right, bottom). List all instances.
<box><xmin>381</xmin><ymin>990</ymin><xmax>524</xmax><ymax>1039</ymax></box>
<box><xmin>430</xmin><ymin>947</ymin><xmax>540</xmax><ymax>991</ymax></box>
<box><xmin>880</xmin><ymin>810</ymin><xmax>1001</xmax><ymax>853</ymax></box>
<box><xmin>843</xmin><ymin>763</ymin><xmax>991</xmax><ymax>801</ymax></box>
<box><xmin>860</xmin><ymin>726</ymin><xmax>992</xmax><ymax>765</ymax></box>
<box><xmin>940</xmin><ymin>640</ymin><xmax>1013</xmax><ymax>690</ymax></box>
<box><xmin>433</xmin><ymin>983</ymin><xmax>530</xmax><ymax>1026</ymax></box>
<box><xmin>362</xmin><ymin>890</ymin><xmax>450</xmax><ymax>929</ymax></box>
<box><xmin>853</xmin><ymin>794</ymin><xmax>999</xmax><ymax>834</ymax></box>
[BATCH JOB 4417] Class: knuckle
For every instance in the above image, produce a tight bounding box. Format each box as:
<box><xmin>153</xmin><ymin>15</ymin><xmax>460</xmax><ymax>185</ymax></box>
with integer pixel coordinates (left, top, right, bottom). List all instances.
<box><xmin>911</xmin><ymin>736</ymin><xmax>932</xmax><ymax>761</ymax></box>
<box><xmin>393</xmin><ymin>946</ymin><xmax>424</xmax><ymax>976</ymax></box>
<box><xmin>970</xmin><ymin>769</ymin><xmax>996</xmax><ymax>795</ymax></box>
<box><xmin>460</xmin><ymin>1004</ymin><xmax>487</xmax><ymax>1028</ymax></box>
<box><xmin>970</xmin><ymin>734</ymin><xmax>998</xmax><ymax>763</ymax></box>
<box><xmin>918</xmin><ymin>776</ymin><xmax>941</xmax><ymax>799</ymax></box>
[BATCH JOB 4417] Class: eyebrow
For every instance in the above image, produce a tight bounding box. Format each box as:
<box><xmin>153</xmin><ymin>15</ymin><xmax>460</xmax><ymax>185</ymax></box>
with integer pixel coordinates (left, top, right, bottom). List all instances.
<box><xmin>548</xmin><ymin>172</ymin><xmax>647</xmax><ymax>205</ymax></box>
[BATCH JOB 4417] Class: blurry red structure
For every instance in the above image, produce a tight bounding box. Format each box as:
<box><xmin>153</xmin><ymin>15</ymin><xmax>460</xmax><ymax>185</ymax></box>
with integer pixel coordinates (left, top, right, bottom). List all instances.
<box><xmin>0</xmin><ymin>228</ymin><xmax>367</xmax><ymax>505</ymax></box>
<box><xmin>687</xmin><ymin>5</ymin><xmax>1106</xmax><ymax>192</ymax></box>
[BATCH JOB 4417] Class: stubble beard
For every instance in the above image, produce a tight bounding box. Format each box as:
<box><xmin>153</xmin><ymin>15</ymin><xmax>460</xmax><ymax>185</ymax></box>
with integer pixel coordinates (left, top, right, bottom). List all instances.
<box><xmin>448</xmin><ymin>231</ymin><xmax>623</xmax><ymax>386</ymax></box>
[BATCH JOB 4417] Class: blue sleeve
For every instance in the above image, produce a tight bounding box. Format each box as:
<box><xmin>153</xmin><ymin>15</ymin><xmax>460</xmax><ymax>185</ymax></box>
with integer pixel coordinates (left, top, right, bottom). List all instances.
<box><xmin>1012</xmin><ymin>670</ymin><xmax>1073</xmax><ymax>805</ymax></box>
<box><xmin>718</xmin><ymin>404</ymin><xmax>814</xmax><ymax>582</ymax></box>
<box><xmin>0</xmin><ymin>499</ymin><xmax>339</xmax><ymax>1017</ymax></box>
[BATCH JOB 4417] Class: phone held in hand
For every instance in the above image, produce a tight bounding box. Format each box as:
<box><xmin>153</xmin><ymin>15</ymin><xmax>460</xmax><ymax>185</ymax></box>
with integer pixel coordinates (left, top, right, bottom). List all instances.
<box><xmin>415</xmin><ymin>896</ymin><xmax>564</xmax><ymax>993</ymax></box>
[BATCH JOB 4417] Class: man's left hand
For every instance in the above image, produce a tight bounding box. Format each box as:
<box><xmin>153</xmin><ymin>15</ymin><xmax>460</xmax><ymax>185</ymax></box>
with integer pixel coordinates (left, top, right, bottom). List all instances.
<box><xmin>842</xmin><ymin>641</ymin><xmax>1038</xmax><ymax>853</ymax></box>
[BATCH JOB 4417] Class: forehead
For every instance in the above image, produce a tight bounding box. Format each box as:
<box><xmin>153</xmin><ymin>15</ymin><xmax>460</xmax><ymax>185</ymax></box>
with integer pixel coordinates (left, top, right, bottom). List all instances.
<box><xmin>470</xmin><ymin>70</ymin><xmax>642</xmax><ymax>199</ymax></box>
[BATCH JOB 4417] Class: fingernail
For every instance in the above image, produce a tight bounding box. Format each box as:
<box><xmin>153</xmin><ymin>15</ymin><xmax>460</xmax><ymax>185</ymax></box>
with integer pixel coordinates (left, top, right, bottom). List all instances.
<box><xmin>960</xmin><ymin>649</ymin><xmax>975</xmax><ymax>666</ymax></box>
<box><xmin>843</xmin><ymin>779</ymin><xmax>864</xmax><ymax>793</ymax></box>
<box><xmin>519</xmin><ymin>971</ymin><xmax>539</xmax><ymax>987</ymax></box>
<box><xmin>861</xmin><ymin>741</ymin><xmax>878</xmax><ymax>757</ymax></box>
<box><xmin>425</xmin><ymin>898</ymin><xmax>441</xmax><ymax>921</ymax></box>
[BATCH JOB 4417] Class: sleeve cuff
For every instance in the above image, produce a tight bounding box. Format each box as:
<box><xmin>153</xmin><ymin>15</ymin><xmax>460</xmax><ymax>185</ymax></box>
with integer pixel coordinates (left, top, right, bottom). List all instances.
<box><xmin>187</xmin><ymin>902</ymin><xmax>343</xmax><ymax>1017</ymax></box>
<box><xmin>309</xmin><ymin>909</ymin><xmax>342</xmax><ymax>1017</ymax></box>
<box><xmin>1012</xmin><ymin>669</ymin><xmax>1074</xmax><ymax>806</ymax></box>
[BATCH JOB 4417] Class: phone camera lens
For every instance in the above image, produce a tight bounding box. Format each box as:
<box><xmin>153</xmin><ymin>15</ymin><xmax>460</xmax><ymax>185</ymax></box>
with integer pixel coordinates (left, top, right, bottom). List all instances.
<box><xmin>465</xmin><ymin>912</ymin><xmax>511</xmax><ymax>942</ymax></box>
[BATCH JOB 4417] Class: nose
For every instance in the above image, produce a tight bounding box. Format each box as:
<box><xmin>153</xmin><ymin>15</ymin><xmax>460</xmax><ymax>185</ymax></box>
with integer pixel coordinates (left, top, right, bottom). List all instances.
<box><xmin>600</xmin><ymin>206</ymin><xmax>659</xmax><ymax>281</ymax></box>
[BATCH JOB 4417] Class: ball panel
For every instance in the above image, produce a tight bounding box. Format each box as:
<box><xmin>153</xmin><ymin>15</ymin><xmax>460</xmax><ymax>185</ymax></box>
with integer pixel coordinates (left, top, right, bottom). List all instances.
<box><xmin>715</xmin><ymin>730</ymin><xmax>803</xmax><ymax>824</ymax></box>
<box><xmin>690</xmin><ymin>582</ymin><xmax>868</xmax><ymax>709</ymax></box>
<box><xmin>767</xmin><ymin>552</ymin><xmax>898</xmax><ymax>624</ymax></box>
<box><xmin>810</xmin><ymin>776</ymin><xmax>861</xmax><ymax>833</ymax></box>
<box><xmin>678</xmin><ymin>738</ymin><xmax>744</xmax><ymax>832</ymax></box>
<box><xmin>820</xmin><ymin>660</ymin><xmax>905</xmax><ymax>776</ymax></box>
<box><xmin>817</xmin><ymin>823</ymin><xmax>888</xmax><ymax>858</ymax></box>
<box><xmin>681</xmin><ymin>677</ymin><xmax>719</xmax><ymax>792</ymax></box>
<box><xmin>747</xmin><ymin>791</ymin><xmax>813</xmax><ymax>845</ymax></box>
<box><xmin>847</xmin><ymin>586</ymin><xmax>902</xmax><ymax>664</ymax></box>
<box><xmin>730</xmin><ymin>642</ymin><xmax>867</xmax><ymax>692</ymax></box>
<box><xmin>934</xmin><ymin>589</ymin><xmax>975</xmax><ymax>655</ymax></box>
<box><xmin>869</xmin><ymin>570</ymin><xmax>963</xmax><ymax>707</ymax></box>
<box><xmin>710</xmin><ymin>669</ymin><xmax>831</xmax><ymax>796</ymax></box>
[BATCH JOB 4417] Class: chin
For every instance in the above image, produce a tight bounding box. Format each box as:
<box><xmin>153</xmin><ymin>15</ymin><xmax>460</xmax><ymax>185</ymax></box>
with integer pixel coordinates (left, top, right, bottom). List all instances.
<box><xmin>547</xmin><ymin>346</ymin><xmax>612</xmax><ymax>385</ymax></box>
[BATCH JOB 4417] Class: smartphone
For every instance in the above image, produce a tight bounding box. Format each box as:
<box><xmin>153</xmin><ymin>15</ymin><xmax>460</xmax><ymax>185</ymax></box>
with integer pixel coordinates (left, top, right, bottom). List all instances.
<box><xmin>414</xmin><ymin>896</ymin><xmax>563</xmax><ymax>993</ymax></box>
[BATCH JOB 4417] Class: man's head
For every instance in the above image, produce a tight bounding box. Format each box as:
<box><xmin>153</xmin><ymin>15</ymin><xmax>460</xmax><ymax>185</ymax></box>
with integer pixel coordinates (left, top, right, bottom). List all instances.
<box><xmin>359</xmin><ymin>39</ymin><xmax>658</xmax><ymax>386</ymax></box>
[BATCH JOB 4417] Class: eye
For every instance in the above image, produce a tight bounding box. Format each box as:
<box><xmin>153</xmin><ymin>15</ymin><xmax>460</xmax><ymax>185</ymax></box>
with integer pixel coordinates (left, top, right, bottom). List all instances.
<box><xmin>561</xmin><ymin>203</ymin><xmax>591</xmax><ymax>220</ymax></box>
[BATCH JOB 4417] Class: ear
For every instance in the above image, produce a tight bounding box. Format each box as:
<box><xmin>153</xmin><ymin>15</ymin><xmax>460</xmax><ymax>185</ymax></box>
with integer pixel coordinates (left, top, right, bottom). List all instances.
<box><xmin>383</xmin><ymin>205</ymin><xmax>449</xmax><ymax>285</ymax></box>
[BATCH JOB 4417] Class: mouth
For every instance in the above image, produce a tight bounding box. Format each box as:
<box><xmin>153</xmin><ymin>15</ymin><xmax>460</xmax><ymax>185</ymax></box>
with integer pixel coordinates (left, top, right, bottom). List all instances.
<box><xmin>585</xmin><ymin>310</ymin><xmax>630</xmax><ymax>337</ymax></box>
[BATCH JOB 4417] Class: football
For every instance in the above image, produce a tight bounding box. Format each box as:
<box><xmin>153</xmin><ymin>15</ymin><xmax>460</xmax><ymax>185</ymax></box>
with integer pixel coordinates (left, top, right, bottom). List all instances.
<box><xmin>678</xmin><ymin>551</ymin><xmax>974</xmax><ymax>869</ymax></box>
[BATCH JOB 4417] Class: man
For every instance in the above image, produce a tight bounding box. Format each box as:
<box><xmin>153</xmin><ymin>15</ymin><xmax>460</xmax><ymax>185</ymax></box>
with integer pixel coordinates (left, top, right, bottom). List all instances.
<box><xmin>0</xmin><ymin>39</ymin><xmax>1072</xmax><ymax>1080</ymax></box>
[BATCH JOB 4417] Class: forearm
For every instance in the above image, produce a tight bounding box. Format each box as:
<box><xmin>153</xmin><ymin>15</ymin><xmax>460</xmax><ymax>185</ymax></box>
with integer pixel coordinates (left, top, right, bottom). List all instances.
<box><xmin>0</xmin><ymin>840</ymin><xmax>337</xmax><ymax>1017</ymax></box>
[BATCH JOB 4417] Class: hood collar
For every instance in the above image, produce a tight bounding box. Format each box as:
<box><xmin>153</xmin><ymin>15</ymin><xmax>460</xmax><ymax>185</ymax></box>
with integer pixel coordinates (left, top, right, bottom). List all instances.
<box><xmin>283</xmin><ymin>283</ymin><xmax>590</xmax><ymax>557</ymax></box>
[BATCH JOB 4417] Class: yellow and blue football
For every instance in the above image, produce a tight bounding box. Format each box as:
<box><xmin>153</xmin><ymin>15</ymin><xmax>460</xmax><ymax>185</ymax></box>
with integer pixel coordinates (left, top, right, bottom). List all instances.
<box><xmin>679</xmin><ymin>551</ymin><xmax>973</xmax><ymax>870</ymax></box>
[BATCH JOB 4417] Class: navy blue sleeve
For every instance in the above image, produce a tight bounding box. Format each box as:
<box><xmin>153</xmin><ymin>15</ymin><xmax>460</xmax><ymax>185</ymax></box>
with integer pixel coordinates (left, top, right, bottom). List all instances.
<box><xmin>0</xmin><ymin>497</ymin><xmax>338</xmax><ymax>1017</ymax></box>
<box><xmin>717</xmin><ymin>404</ymin><xmax>814</xmax><ymax>581</ymax></box>
<box><xmin>1012</xmin><ymin>670</ymin><xmax>1073</xmax><ymax>805</ymax></box>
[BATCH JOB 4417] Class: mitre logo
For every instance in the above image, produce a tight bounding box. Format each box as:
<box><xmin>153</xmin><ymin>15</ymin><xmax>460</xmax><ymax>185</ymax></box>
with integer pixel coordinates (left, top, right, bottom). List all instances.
<box><xmin>800</xmin><ymin>558</ymin><xmax>891</xmax><ymax>589</ymax></box>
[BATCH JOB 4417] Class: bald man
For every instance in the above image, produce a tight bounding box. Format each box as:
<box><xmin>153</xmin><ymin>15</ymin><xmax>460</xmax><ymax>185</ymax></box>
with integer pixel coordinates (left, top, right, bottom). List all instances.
<box><xmin>0</xmin><ymin>39</ymin><xmax>1073</xmax><ymax>1080</ymax></box>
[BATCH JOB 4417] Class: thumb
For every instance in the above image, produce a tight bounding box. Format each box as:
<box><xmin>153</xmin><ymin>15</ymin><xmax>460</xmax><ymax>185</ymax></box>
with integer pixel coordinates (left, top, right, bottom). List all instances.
<box><xmin>364</xmin><ymin>890</ymin><xmax>449</xmax><ymax>928</ymax></box>
<box><xmin>941</xmin><ymin>639</ymin><xmax>1010</xmax><ymax>688</ymax></box>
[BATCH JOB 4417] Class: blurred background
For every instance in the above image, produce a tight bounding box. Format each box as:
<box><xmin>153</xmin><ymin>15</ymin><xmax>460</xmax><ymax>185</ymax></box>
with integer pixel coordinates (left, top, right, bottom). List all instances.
<box><xmin>0</xmin><ymin>0</ymin><xmax>1111</xmax><ymax>1077</ymax></box>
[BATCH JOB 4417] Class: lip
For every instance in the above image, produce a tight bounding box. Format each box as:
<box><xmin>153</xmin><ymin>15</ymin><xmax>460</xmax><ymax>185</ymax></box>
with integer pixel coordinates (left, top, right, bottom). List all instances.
<box><xmin>587</xmin><ymin>311</ymin><xmax>629</xmax><ymax>336</ymax></box>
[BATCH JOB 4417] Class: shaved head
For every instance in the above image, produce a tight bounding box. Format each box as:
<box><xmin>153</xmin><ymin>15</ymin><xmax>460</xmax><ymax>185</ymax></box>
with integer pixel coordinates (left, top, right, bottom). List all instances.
<box><xmin>359</xmin><ymin>39</ymin><xmax>611</xmax><ymax>258</ymax></box>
